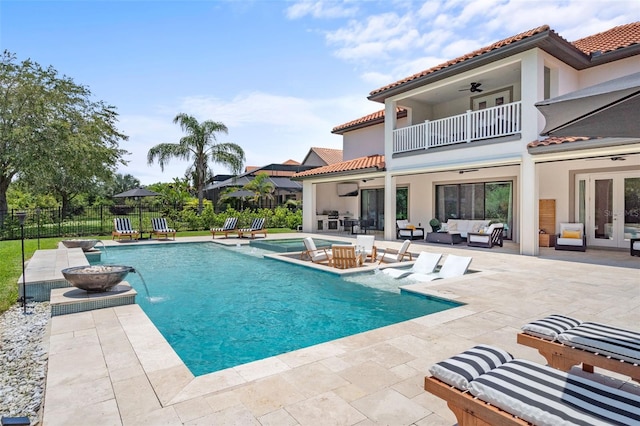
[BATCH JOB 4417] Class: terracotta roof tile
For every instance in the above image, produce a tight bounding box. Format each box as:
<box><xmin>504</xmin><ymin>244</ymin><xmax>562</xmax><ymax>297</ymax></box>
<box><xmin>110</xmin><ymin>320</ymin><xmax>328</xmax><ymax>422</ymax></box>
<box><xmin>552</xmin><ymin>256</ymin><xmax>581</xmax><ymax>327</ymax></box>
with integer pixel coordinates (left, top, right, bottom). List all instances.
<box><xmin>332</xmin><ymin>107</ymin><xmax>407</xmax><ymax>134</ymax></box>
<box><xmin>572</xmin><ymin>22</ymin><xmax>640</xmax><ymax>55</ymax></box>
<box><xmin>293</xmin><ymin>155</ymin><xmax>384</xmax><ymax>178</ymax></box>
<box><xmin>527</xmin><ymin>136</ymin><xmax>595</xmax><ymax>148</ymax></box>
<box><xmin>310</xmin><ymin>147</ymin><xmax>343</xmax><ymax>165</ymax></box>
<box><xmin>370</xmin><ymin>25</ymin><xmax>550</xmax><ymax>97</ymax></box>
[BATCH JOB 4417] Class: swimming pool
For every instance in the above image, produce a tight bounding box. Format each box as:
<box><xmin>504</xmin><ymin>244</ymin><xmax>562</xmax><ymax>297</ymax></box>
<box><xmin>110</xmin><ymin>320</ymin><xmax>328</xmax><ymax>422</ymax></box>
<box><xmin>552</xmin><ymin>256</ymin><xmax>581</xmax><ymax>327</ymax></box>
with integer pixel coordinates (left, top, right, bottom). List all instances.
<box><xmin>248</xmin><ymin>237</ymin><xmax>344</xmax><ymax>252</ymax></box>
<box><xmin>98</xmin><ymin>243</ymin><xmax>462</xmax><ymax>376</ymax></box>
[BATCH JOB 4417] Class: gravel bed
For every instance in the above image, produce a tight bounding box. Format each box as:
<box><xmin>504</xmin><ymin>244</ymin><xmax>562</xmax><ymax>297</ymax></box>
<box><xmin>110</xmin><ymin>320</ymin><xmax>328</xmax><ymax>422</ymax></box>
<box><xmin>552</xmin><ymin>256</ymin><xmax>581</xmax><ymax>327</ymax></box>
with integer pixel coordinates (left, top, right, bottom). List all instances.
<box><xmin>0</xmin><ymin>302</ymin><xmax>50</xmax><ymax>425</ymax></box>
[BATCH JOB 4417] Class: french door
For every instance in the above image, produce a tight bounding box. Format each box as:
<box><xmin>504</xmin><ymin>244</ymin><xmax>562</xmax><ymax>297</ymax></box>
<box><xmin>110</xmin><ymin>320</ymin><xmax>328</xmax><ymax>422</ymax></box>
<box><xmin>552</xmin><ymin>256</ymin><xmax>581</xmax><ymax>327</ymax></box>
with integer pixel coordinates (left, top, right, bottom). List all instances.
<box><xmin>576</xmin><ymin>172</ymin><xmax>640</xmax><ymax>248</ymax></box>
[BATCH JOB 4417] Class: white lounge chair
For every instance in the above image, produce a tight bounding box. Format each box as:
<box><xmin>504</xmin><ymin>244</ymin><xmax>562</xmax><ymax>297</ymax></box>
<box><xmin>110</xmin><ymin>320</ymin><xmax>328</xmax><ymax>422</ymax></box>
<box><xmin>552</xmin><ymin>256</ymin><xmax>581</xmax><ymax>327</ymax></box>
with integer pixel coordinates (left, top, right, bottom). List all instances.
<box><xmin>382</xmin><ymin>251</ymin><xmax>443</xmax><ymax>279</ymax></box>
<box><xmin>555</xmin><ymin>222</ymin><xmax>586</xmax><ymax>251</ymax></box>
<box><xmin>355</xmin><ymin>235</ymin><xmax>377</xmax><ymax>262</ymax></box>
<box><xmin>377</xmin><ymin>240</ymin><xmax>412</xmax><ymax>264</ymax></box>
<box><xmin>406</xmin><ymin>254</ymin><xmax>472</xmax><ymax>281</ymax></box>
<box><xmin>301</xmin><ymin>237</ymin><xmax>331</xmax><ymax>263</ymax></box>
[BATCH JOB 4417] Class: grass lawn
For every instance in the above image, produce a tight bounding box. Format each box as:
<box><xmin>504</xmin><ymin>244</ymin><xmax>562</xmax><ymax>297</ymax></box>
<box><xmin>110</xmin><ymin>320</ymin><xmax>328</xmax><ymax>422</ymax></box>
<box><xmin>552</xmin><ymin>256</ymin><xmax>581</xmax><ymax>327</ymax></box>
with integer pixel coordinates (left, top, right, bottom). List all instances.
<box><xmin>0</xmin><ymin>228</ymin><xmax>294</xmax><ymax>315</ymax></box>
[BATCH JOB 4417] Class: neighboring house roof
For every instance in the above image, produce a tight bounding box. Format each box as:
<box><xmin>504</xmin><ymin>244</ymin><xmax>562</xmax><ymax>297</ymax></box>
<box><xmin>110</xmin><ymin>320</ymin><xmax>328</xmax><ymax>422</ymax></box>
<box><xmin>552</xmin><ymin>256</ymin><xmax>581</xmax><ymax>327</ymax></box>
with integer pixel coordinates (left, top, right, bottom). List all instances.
<box><xmin>332</xmin><ymin>107</ymin><xmax>408</xmax><ymax>135</ymax></box>
<box><xmin>368</xmin><ymin>22</ymin><xmax>640</xmax><ymax>102</ymax></box>
<box><xmin>292</xmin><ymin>155</ymin><xmax>385</xmax><ymax>179</ymax></box>
<box><xmin>302</xmin><ymin>147</ymin><xmax>343</xmax><ymax>165</ymax></box>
<box><xmin>282</xmin><ymin>159</ymin><xmax>301</xmax><ymax>165</ymax></box>
<box><xmin>205</xmin><ymin>162</ymin><xmax>317</xmax><ymax>191</ymax></box>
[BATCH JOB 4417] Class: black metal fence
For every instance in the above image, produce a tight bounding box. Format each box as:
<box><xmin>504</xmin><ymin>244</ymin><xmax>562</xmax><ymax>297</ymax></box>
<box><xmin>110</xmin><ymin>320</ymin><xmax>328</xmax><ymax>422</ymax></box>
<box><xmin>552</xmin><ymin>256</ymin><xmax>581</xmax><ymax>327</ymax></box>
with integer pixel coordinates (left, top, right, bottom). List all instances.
<box><xmin>0</xmin><ymin>205</ymin><xmax>179</xmax><ymax>241</ymax></box>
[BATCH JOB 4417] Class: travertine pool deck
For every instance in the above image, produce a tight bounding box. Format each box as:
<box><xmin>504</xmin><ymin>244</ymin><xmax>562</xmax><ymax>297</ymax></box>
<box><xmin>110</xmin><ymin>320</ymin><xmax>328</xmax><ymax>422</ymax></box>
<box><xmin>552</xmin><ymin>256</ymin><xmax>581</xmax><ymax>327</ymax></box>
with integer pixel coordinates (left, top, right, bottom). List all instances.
<box><xmin>40</xmin><ymin>234</ymin><xmax>639</xmax><ymax>425</ymax></box>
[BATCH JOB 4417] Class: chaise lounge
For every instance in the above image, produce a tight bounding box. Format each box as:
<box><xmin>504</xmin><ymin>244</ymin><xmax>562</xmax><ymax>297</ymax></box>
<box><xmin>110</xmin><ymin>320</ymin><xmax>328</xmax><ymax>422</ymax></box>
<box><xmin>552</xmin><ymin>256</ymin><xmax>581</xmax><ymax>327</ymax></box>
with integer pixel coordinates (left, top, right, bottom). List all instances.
<box><xmin>381</xmin><ymin>251</ymin><xmax>442</xmax><ymax>279</ymax></box>
<box><xmin>425</xmin><ymin>344</ymin><xmax>640</xmax><ymax>426</ymax></box>
<box><xmin>151</xmin><ymin>217</ymin><xmax>176</xmax><ymax>240</ymax></box>
<box><xmin>112</xmin><ymin>217</ymin><xmax>140</xmax><ymax>241</ymax></box>
<box><xmin>211</xmin><ymin>217</ymin><xmax>238</xmax><ymax>239</ymax></box>
<box><xmin>517</xmin><ymin>314</ymin><xmax>640</xmax><ymax>381</ymax></box>
<box><xmin>236</xmin><ymin>218</ymin><xmax>267</xmax><ymax>239</ymax></box>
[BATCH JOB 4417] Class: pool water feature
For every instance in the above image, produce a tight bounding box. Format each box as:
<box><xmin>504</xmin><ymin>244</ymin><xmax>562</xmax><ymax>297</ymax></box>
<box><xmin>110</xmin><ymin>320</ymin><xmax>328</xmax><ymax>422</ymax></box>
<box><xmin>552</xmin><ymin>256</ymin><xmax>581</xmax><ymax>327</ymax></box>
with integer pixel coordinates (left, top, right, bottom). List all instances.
<box><xmin>97</xmin><ymin>242</ymin><xmax>462</xmax><ymax>376</ymax></box>
<box><xmin>248</xmin><ymin>237</ymin><xmax>344</xmax><ymax>253</ymax></box>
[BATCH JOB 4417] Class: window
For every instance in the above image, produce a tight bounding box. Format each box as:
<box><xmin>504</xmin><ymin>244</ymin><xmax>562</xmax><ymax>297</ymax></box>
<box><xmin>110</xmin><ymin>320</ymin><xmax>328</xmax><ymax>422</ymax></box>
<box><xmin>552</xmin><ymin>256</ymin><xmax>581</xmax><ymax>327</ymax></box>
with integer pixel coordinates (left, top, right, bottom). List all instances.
<box><xmin>436</xmin><ymin>181</ymin><xmax>513</xmax><ymax>238</ymax></box>
<box><xmin>396</xmin><ymin>187</ymin><xmax>408</xmax><ymax>219</ymax></box>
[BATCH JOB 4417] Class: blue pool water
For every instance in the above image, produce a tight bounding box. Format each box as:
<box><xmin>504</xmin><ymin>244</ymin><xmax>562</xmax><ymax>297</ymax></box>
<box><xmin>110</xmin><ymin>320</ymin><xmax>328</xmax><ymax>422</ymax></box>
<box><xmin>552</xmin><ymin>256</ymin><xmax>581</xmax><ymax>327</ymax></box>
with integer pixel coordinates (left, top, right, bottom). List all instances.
<box><xmin>98</xmin><ymin>243</ymin><xmax>461</xmax><ymax>376</ymax></box>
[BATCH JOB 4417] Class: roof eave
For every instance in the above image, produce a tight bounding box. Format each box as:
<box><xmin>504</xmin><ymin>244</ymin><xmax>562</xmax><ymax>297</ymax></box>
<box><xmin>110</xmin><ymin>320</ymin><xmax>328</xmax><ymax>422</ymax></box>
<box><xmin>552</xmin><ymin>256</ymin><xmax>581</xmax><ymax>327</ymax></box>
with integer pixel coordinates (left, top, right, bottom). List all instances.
<box><xmin>292</xmin><ymin>166</ymin><xmax>384</xmax><ymax>181</ymax></box>
<box><xmin>368</xmin><ymin>29</ymin><xmax>591</xmax><ymax>103</ymax></box>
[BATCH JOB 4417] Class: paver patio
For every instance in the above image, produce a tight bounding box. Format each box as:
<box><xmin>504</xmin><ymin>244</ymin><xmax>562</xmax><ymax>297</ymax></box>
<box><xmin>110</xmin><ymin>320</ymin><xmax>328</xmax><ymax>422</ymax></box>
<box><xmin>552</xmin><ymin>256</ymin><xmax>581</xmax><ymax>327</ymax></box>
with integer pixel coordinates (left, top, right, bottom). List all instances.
<box><xmin>40</xmin><ymin>234</ymin><xmax>639</xmax><ymax>425</ymax></box>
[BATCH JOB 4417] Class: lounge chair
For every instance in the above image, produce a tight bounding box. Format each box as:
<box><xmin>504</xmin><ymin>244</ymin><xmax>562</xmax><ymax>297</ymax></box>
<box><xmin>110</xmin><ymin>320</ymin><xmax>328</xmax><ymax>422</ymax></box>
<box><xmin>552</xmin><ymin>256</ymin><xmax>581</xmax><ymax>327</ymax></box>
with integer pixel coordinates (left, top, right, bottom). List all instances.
<box><xmin>151</xmin><ymin>217</ymin><xmax>176</xmax><ymax>240</ymax></box>
<box><xmin>377</xmin><ymin>240</ymin><xmax>412</xmax><ymax>264</ymax></box>
<box><xmin>631</xmin><ymin>237</ymin><xmax>640</xmax><ymax>256</ymax></box>
<box><xmin>355</xmin><ymin>235</ymin><xmax>377</xmax><ymax>263</ymax></box>
<box><xmin>555</xmin><ymin>222</ymin><xmax>587</xmax><ymax>251</ymax></box>
<box><xmin>112</xmin><ymin>217</ymin><xmax>139</xmax><ymax>240</ymax></box>
<box><xmin>211</xmin><ymin>217</ymin><xmax>238</xmax><ymax>239</ymax></box>
<box><xmin>425</xmin><ymin>344</ymin><xmax>640</xmax><ymax>426</ymax></box>
<box><xmin>467</xmin><ymin>223</ymin><xmax>504</xmax><ymax>248</ymax></box>
<box><xmin>301</xmin><ymin>237</ymin><xmax>331</xmax><ymax>263</ymax></box>
<box><xmin>517</xmin><ymin>314</ymin><xmax>640</xmax><ymax>381</ymax></box>
<box><xmin>405</xmin><ymin>253</ymin><xmax>471</xmax><ymax>281</ymax></box>
<box><xmin>396</xmin><ymin>219</ymin><xmax>424</xmax><ymax>240</ymax></box>
<box><xmin>330</xmin><ymin>244</ymin><xmax>362</xmax><ymax>269</ymax></box>
<box><xmin>236</xmin><ymin>218</ymin><xmax>267</xmax><ymax>239</ymax></box>
<box><xmin>382</xmin><ymin>251</ymin><xmax>442</xmax><ymax>279</ymax></box>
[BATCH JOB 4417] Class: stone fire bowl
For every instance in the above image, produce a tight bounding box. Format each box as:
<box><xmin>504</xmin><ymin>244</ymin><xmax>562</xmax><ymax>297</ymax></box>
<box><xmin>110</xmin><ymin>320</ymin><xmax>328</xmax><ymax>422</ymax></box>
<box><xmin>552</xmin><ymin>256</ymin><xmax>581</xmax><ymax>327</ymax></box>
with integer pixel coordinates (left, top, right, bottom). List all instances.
<box><xmin>61</xmin><ymin>239</ymin><xmax>100</xmax><ymax>252</ymax></box>
<box><xmin>61</xmin><ymin>265</ymin><xmax>134</xmax><ymax>292</ymax></box>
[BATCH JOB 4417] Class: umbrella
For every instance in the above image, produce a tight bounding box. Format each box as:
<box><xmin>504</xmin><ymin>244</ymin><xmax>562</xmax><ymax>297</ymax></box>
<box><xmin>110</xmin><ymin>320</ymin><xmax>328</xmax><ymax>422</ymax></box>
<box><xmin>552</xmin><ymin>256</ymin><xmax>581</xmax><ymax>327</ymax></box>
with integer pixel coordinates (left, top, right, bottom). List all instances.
<box><xmin>113</xmin><ymin>187</ymin><xmax>160</xmax><ymax>237</ymax></box>
<box><xmin>535</xmin><ymin>72</ymin><xmax>640</xmax><ymax>138</ymax></box>
<box><xmin>113</xmin><ymin>187</ymin><xmax>160</xmax><ymax>198</ymax></box>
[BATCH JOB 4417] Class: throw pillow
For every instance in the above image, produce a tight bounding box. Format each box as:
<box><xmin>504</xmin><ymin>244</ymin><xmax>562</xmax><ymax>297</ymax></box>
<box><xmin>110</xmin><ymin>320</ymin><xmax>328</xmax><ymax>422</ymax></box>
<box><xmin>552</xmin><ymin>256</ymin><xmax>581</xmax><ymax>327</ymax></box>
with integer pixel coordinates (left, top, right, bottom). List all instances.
<box><xmin>440</xmin><ymin>223</ymin><xmax>449</xmax><ymax>232</ymax></box>
<box><xmin>561</xmin><ymin>230</ymin><xmax>581</xmax><ymax>239</ymax></box>
<box><xmin>447</xmin><ymin>222</ymin><xmax>458</xmax><ymax>231</ymax></box>
<box><xmin>406</xmin><ymin>225</ymin><xmax>416</xmax><ymax>230</ymax></box>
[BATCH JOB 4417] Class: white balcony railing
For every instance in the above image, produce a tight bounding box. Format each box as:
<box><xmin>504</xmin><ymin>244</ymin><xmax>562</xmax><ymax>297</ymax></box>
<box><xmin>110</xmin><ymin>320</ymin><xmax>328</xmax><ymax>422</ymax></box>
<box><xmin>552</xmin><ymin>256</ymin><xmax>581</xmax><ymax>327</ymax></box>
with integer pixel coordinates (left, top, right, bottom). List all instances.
<box><xmin>393</xmin><ymin>102</ymin><xmax>521</xmax><ymax>154</ymax></box>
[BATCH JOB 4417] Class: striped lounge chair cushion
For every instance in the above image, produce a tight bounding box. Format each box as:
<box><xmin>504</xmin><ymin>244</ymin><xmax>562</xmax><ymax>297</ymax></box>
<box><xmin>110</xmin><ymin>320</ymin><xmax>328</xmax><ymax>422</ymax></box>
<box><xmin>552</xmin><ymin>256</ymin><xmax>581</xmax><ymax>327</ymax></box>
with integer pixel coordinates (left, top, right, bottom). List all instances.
<box><xmin>428</xmin><ymin>344</ymin><xmax>513</xmax><ymax>391</ymax></box>
<box><xmin>211</xmin><ymin>217</ymin><xmax>237</xmax><ymax>232</ymax></box>
<box><xmin>239</xmin><ymin>218</ymin><xmax>265</xmax><ymax>232</ymax></box>
<box><xmin>521</xmin><ymin>314</ymin><xmax>582</xmax><ymax>340</ymax></box>
<box><xmin>558</xmin><ymin>322</ymin><xmax>640</xmax><ymax>364</ymax></box>
<box><xmin>468</xmin><ymin>358</ymin><xmax>640</xmax><ymax>426</ymax></box>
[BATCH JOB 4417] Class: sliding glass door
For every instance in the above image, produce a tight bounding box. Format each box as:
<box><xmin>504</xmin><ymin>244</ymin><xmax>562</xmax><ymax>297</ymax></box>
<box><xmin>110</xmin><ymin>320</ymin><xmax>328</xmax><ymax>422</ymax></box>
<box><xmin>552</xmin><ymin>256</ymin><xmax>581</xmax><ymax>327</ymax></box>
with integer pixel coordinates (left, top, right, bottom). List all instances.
<box><xmin>435</xmin><ymin>181</ymin><xmax>513</xmax><ymax>239</ymax></box>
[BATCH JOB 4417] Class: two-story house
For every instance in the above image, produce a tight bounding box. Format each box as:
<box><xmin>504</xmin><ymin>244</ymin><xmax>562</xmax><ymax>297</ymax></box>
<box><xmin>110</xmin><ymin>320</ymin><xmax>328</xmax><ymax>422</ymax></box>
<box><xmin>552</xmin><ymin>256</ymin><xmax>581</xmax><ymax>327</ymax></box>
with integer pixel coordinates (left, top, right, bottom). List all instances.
<box><xmin>292</xmin><ymin>23</ymin><xmax>640</xmax><ymax>256</ymax></box>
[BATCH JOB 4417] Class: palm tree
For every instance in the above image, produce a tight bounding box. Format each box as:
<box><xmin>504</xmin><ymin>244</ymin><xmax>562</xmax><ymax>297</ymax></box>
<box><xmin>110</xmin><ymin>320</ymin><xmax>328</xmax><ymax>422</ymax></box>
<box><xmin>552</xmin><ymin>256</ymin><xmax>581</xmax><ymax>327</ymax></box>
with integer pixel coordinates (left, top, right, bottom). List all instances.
<box><xmin>243</xmin><ymin>172</ymin><xmax>274</xmax><ymax>208</ymax></box>
<box><xmin>147</xmin><ymin>113</ymin><xmax>245</xmax><ymax>214</ymax></box>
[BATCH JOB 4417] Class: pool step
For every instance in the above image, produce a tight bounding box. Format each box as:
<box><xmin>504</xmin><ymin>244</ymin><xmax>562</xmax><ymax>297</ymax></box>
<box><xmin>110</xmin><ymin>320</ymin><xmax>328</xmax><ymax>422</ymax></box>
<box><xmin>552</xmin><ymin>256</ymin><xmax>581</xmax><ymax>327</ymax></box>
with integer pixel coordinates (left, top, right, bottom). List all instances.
<box><xmin>50</xmin><ymin>282</ymin><xmax>137</xmax><ymax>316</ymax></box>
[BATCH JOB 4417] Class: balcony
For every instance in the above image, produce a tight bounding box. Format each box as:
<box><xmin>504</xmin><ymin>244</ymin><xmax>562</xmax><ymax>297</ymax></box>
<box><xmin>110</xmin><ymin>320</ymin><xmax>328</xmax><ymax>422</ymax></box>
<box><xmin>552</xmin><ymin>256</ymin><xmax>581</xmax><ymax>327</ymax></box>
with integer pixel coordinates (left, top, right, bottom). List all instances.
<box><xmin>393</xmin><ymin>102</ymin><xmax>522</xmax><ymax>154</ymax></box>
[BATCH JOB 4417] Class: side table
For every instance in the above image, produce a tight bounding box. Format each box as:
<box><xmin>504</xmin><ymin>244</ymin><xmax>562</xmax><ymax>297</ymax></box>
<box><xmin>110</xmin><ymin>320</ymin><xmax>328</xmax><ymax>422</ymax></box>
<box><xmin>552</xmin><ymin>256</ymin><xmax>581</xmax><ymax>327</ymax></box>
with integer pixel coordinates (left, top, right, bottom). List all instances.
<box><xmin>539</xmin><ymin>233</ymin><xmax>556</xmax><ymax>247</ymax></box>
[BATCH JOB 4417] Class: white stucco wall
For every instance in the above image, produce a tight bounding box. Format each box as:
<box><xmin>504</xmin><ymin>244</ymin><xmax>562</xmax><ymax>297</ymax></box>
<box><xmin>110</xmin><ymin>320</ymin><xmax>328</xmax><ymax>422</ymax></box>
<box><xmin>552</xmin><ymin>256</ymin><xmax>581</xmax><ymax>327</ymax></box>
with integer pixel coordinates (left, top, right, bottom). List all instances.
<box><xmin>342</xmin><ymin>118</ymin><xmax>409</xmax><ymax>160</ymax></box>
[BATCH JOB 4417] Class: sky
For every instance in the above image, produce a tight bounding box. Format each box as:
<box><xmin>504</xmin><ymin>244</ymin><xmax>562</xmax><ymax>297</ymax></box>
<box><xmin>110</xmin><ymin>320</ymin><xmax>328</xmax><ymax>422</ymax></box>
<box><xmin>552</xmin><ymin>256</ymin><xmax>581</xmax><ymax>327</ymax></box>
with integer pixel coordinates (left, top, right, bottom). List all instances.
<box><xmin>2</xmin><ymin>0</ymin><xmax>639</xmax><ymax>185</ymax></box>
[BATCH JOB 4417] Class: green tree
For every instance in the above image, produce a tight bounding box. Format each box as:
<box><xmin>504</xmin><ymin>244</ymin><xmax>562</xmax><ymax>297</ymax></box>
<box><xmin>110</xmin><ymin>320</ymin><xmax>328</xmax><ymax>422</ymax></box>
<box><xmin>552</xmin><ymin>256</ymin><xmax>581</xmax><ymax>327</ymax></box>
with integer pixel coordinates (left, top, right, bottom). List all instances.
<box><xmin>147</xmin><ymin>113</ymin><xmax>245</xmax><ymax>214</ymax></box>
<box><xmin>243</xmin><ymin>172</ymin><xmax>274</xmax><ymax>207</ymax></box>
<box><xmin>0</xmin><ymin>51</ymin><xmax>128</xmax><ymax>218</ymax></box>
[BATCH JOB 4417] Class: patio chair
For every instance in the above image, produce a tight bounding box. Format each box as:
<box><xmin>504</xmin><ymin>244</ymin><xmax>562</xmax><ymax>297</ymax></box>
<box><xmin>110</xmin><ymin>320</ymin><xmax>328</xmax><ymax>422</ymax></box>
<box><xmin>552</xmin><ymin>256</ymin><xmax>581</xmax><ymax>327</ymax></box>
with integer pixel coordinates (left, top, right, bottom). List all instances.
<box><xmin>396</xmin><ymin>220</ymin><xmax>425</xmax><ymax>240</ymax></box>
<box><xmin>555</xmin><ymin>222</ymin><xmax>587</xmax><ymax>251</ymax></box>
<box><xmin>517</xmin><ymin>314</ymin><xmax>640</xmax><ymax>381</ymax></box>
<box><xmin>301</xmin><ymin>237</ymin><xmax>331</xmax><ymax>264</ymax></box>
<box><xmin>382</xmin><ymin>251</ymin><xmax>442</xmax><ymax>279</ymax></box>
<box><xmin>424</xmin><ymin>344</ymin><xmax>640</xmax><ymax>426</ymax></box>
<box><xmin>631</xmin><ymin>237</ymin><xmax>640</xmax><ymax>256</ymax></box>
<box><xmin>151</xmin><ymin>217</ymin><xmax>176</xmax><ymax>240</ymax></box>
<box><xmin>404</xmin><ymin>254</ymin><xmax>472</xmax><ymax>282</ymax></box>
<box><xmin>236</xmin><ymin>218</ymin><xmax>267</xmax><ymax>239</ymax></box>
<box><xmin>355</xmin><ymin>235</ymin><xmax>377</xmax><ymax>262</ymax></box>
<box><xmin>377</xmin><ymin>240</ymin><xmax>412</xmax><ymax>264</ymax></box>
<box><xmin>330</xmin><ymin>244</ymin><xmax>362</xmax><ymax>269</ymax></box>
<box><xmin>467</xmin><ymin>223</ymin><xmax>504</xmax><ymax>248</ymax></box>
<box><xmin>211</xmin><ymin>217</ymin><xmax>238</xmax><ymax>239</ymax></box>
<box><xmin>112</xmin><ymin>217</ymin><xmax>139</xmax><ymax>241</ymax></box>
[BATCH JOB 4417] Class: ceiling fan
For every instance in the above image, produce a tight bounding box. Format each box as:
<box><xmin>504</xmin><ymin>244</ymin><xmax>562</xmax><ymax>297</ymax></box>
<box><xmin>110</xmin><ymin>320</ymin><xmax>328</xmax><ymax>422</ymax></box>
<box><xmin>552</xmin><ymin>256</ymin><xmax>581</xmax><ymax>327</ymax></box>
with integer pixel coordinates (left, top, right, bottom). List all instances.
<box><xmin>459</xmin><ymin>82</ymin><xmax>483</xmax><ymax>93</ymax></box>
